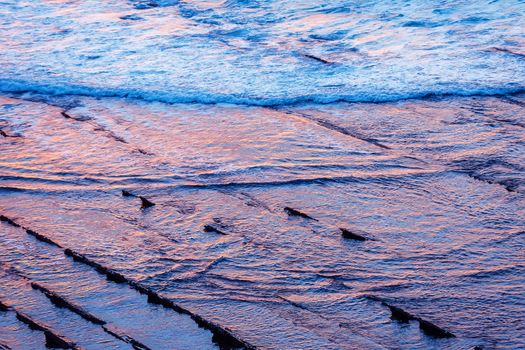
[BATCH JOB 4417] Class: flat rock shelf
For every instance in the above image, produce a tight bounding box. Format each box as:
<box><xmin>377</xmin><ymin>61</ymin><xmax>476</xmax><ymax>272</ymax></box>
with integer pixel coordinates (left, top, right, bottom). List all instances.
<box><xmin>0</xmin><ymin>92</ymin><xmax>524</xmax><ymax>349</ymax></box>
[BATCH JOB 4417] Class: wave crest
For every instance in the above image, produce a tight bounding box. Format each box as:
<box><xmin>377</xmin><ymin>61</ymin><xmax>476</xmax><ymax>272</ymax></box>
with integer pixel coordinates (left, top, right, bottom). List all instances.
<box><xmin>1</xmin><ymin>79</ymin><xmax>524</xmax><ymax>107</ymax></box>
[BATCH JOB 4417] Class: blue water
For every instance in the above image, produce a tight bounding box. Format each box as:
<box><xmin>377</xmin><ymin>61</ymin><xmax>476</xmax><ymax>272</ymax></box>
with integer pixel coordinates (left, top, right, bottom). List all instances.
<box><xmin>0</xmin><ymin>0</ymin><xmax>524</xmax><ymax>105</ymax></box>
<box><xmin>1</xmin><ymin>1</ymin><xmax>525</xmax><ymax>350</ymax></box>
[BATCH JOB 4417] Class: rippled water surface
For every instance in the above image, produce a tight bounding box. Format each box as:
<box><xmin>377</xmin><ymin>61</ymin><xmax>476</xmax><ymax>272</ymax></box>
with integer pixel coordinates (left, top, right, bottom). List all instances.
<box><xmin>0</xmin><ymin>0</ymin><xmax>524</xmax><ymax>103</ymax></box>
<box><xmin>1</xmin><ymin>1</ymin><xmax>525</xmax><ymax>349</ymax></box>
<box><xmin>1</xmin><ymin>93</ymin><xmax>524</xmax><ymax>349</ymax></box>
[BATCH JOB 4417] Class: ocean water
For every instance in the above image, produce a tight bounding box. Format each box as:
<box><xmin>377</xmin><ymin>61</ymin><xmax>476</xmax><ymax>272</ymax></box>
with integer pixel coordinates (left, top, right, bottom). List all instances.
<box><xmin>0</xmin><ymin>1</ymin><xmax>525</xmax><ymax>350</ymax></box>
<box><xmin>0</xmin><ymin>0</ymin><xmax>524</xmax><ymax>104</ymax></box>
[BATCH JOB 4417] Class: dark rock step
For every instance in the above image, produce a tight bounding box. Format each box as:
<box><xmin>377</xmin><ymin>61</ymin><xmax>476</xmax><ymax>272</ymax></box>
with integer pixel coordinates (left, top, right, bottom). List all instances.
<box><xmin>284</xmin><ymin>207</ymin><xmax>318</xmax><ymax>221</ymax></box>
<box><xmin>340</xmin><ymin>228</ymin><xmax>368</xmax><ymax>241</ymax></box>
<box><xmin>30</xmin><ymin>282</ymin><xmax>106</xmax><ymax>325</ymax></box>
<box><xmin>366</xmin><ymin>295</ymin><xmax>455</xmax><ymax>339</ymax></box>
<box><xmin>0</xmin><ymin>213</ymin><xmax>255</xmax><ymax>350</ymax></box>
<box><xmin>12</xmin><ymin>309</ymin><xmax>79</xmax><ymax>349</ymax></box>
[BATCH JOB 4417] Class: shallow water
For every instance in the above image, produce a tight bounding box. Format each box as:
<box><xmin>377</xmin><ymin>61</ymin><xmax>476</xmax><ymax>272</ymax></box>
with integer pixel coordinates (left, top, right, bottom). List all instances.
<box><xmin>0</xmin><ymin>93</ymin><xmax>524</xmax><ymax>349</ymax></box>
<box><xmin>1</xmin><ymin>1</ymin><xmax>525</xmax><ymax>349</ymax></box>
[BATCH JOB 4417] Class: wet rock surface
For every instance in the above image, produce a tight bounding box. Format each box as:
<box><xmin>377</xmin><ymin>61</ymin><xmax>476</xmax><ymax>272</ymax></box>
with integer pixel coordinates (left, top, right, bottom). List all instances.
<box><xmin>0</xmin><ymin>93</ymin><xmax>524</xmax><ymax>349</ymax></box>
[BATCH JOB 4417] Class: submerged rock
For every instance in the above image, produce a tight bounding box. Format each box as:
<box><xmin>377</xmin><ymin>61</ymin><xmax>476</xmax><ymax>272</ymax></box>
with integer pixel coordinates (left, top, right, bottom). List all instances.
<box><xmin>284</xmin><ymin>207</ymin><xmax>318</xmax><ymax>221</ymax></box>
<box><xmin>203</xmin><ymin>224</ymin><xmax>228</xmax><ymax>235</ymax></box>
<box><xmin>366</xmin><ymin>295</ymin><xmax>456</xmax><ymax>339</ymax></box>
<box><xmin>139</xmin><ymin>196</ymin><xmax>155</xmax><ymax>209</ymax></box>
<box><xmin>121</xmin><ymin>190</ymin><xmax>135</xmax><ymax>197</ymax></box>
<box><xmin>31</xmin><ymin>282</ymin><xmax>106</xmax><ymax>325</ymax></box>
<box><xmin>340</xmin><ymin>228</ymin><xmax>367</xmax><ymax>241</ymax></box>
